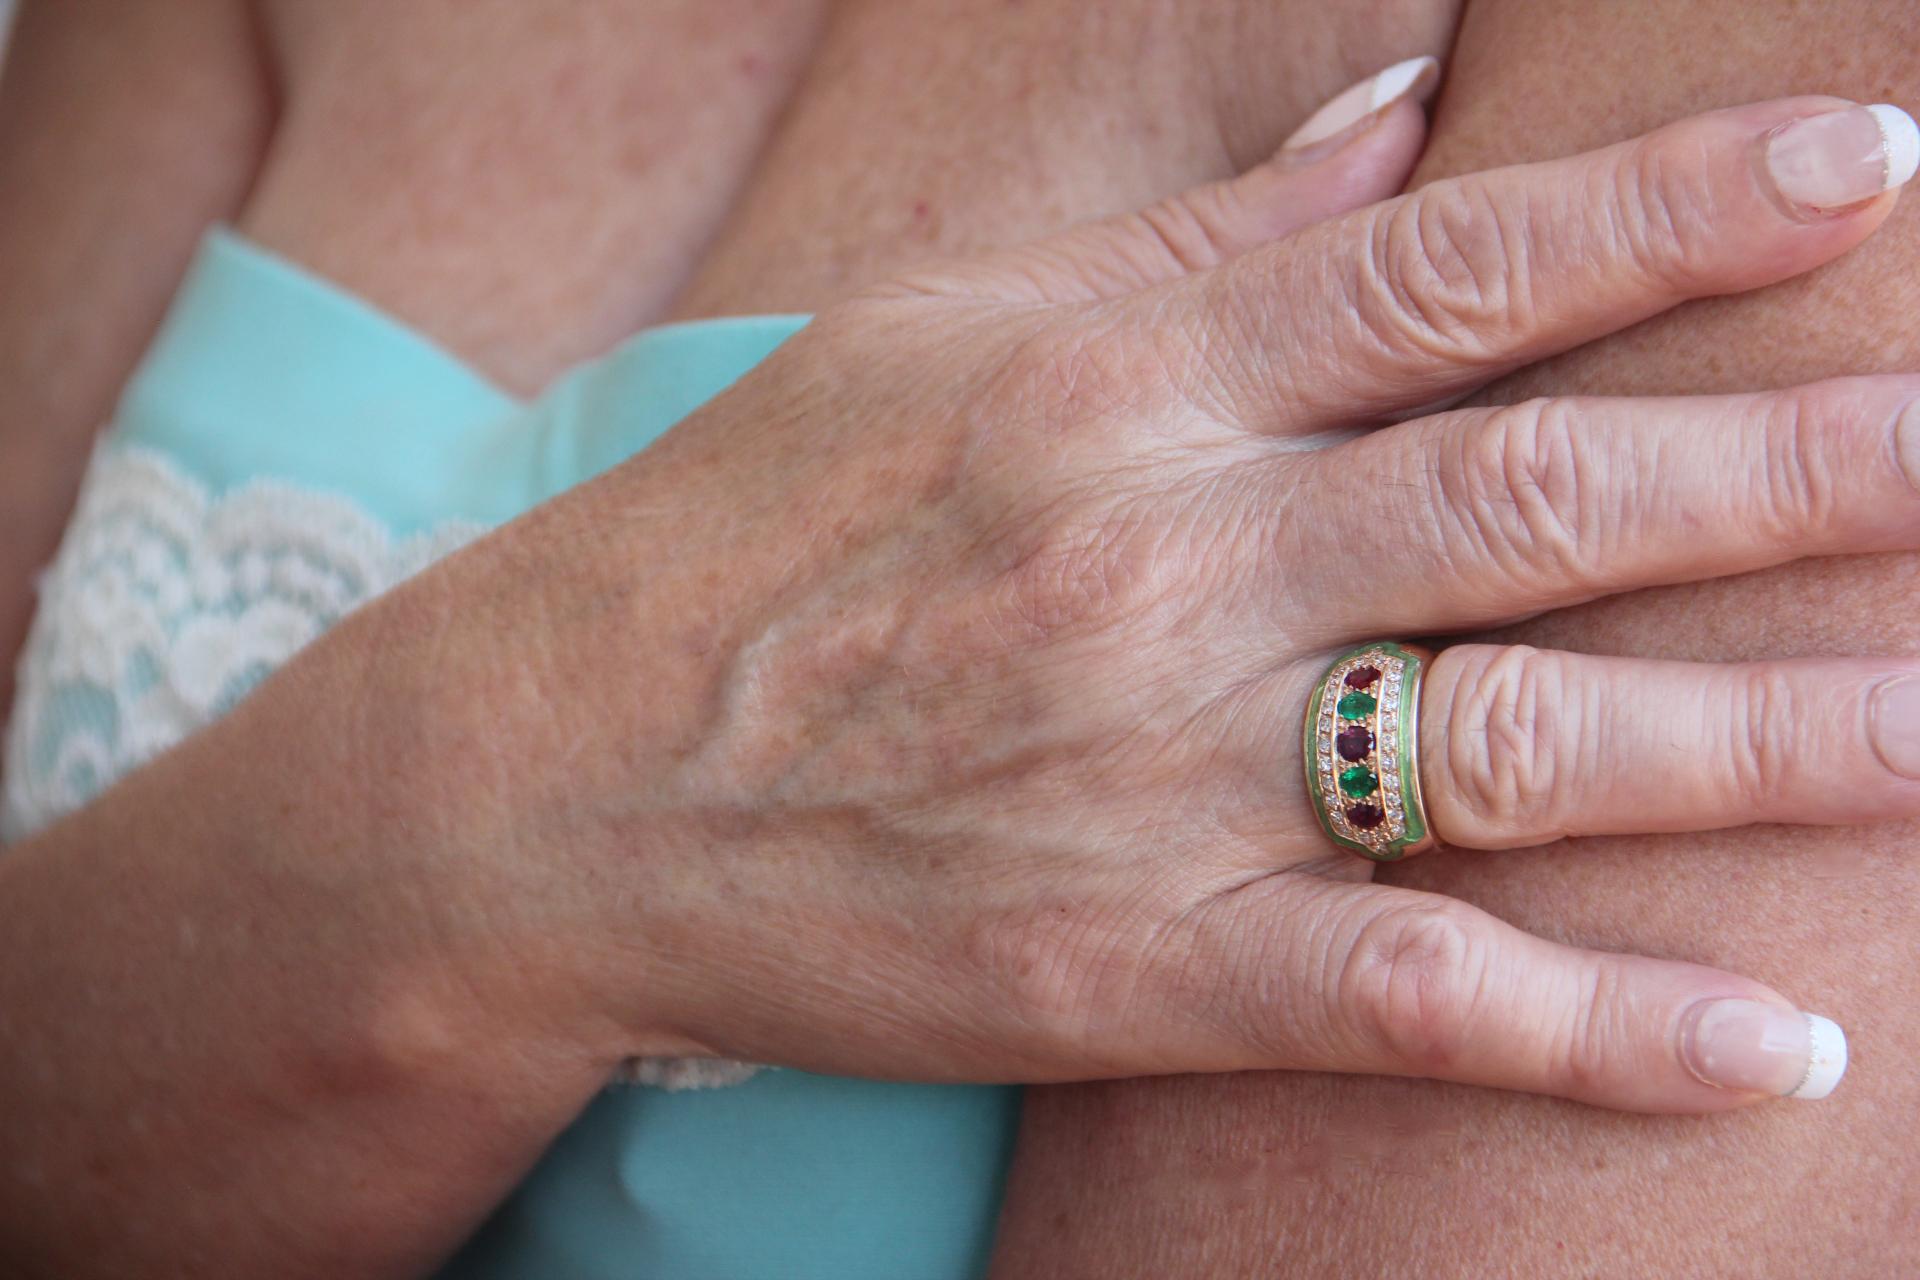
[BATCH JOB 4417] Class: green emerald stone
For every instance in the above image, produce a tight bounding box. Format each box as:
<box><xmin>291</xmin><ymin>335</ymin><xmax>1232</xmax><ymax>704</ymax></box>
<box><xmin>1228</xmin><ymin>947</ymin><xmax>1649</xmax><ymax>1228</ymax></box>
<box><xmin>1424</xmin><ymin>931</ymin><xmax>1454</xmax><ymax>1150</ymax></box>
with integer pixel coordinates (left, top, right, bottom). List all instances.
<box><xmin>1339</xmin><ymin>765</ymin><xmax>1379</xmax><ymax>799</ymax></box>
<box><xmin>1336</xmin><ymin>691</ymin><xmax>1377</xmax><ymax>719</ymax></box>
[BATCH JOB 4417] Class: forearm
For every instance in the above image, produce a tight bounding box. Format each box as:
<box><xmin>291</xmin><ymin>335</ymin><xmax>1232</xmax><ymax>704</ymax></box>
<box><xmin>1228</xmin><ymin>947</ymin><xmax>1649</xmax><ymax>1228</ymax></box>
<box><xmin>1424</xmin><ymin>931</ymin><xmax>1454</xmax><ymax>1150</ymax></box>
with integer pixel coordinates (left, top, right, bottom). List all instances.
<box><xmin>0</xmin><ymin>0</ymin><xmax>269</xmax><ymax>735</ymax></box>
<box><xmin>991</xmin><ymin>1</ymin><xmax>1920</xmax><ymax>1275</ymax></box>
<box><xmin>0</xmin><ymin>580</ymin><xmax>619</xmax><ymax>1277</ymax></box>
<box><xmin>0</xmin><ymin>386</ymin><xmax>883</xmax><ymax>1272</ymax></box>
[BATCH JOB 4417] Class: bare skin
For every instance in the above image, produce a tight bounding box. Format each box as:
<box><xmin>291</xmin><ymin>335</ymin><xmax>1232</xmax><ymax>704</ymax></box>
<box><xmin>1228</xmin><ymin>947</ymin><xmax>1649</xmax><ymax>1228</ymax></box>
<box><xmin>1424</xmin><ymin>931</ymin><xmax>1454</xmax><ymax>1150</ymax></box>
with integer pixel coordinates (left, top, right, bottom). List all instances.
<box><xmin>670</xmin><ymin>0</ymin><xmax>1461</xmax><ymax>318</ymax></box>
<box><xmin>0</xmin><ymin>0</ymin><xmax>1447</xmax><ymax>709</ymax></box>
<box><xmin>5</xmin><ymin>1</ymin><xmax>1917</xmax><ymax>1277</ymax></box>
<box><xmin>241</xmin><ymin>0</ymin><xmax>827</xmax><ymax>394</ymax></box>
<box><xmin>0</xmin><ymin>0</ymin><xmax>821</xmax><ymax>774</ymax></box>
<box><xmin>0</xmin><ymin>2</ymin><xmax>814</xmax><ymax>1273</ymax></box>
<box><xmin>15</xmin><ymin>84</ymin><xmax>1916</xmax><ymax>1276</ymax></box>
<box><xmin>0</xmin><ymin>0</ymin><xmax>270</xmax><ymax>762</ymax></box>
<box><xmin>986</xmin><ymin>2</ymin><xmax>1920</xmax><ymax>1276</ymax></box>
<box><xmin>0</xmin><ymin>2</ymin><xmax>1473</xmax><ymax>1273</ymax></box>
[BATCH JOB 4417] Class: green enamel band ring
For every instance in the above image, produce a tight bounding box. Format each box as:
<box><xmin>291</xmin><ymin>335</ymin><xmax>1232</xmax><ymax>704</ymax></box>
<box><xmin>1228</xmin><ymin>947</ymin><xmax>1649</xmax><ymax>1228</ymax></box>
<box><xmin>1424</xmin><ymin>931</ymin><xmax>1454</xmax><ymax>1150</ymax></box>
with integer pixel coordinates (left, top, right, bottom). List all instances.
<box><xmin>1302</xmin><ymin>641</ymin><xmax>1437</xmax><ymax>862</ymax></box>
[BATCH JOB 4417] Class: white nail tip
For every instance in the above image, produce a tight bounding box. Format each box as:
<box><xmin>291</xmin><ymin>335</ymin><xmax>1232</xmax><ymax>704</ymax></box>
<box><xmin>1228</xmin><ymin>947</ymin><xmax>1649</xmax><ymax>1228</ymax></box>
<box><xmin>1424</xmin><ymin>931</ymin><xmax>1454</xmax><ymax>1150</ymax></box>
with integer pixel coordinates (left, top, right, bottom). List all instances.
<box><xmin>1283</xmin><ymin>56</ymin><xmax>1442</xmax><ymax>151</ymax></box>
<box><xmin>1788</xmin><ymin>1013</ymin><xmax>1849</xmax><ymax>1100</ymax></box>
<box><xmin>1869</xmin><ymin>104</ymin><xmax>1920</xmax><ymax>191</ymax></box>
<box><xmin>1369</xmin><ymin>57</ymin><xmax>1441</xmax><ymax>112</ymax></box>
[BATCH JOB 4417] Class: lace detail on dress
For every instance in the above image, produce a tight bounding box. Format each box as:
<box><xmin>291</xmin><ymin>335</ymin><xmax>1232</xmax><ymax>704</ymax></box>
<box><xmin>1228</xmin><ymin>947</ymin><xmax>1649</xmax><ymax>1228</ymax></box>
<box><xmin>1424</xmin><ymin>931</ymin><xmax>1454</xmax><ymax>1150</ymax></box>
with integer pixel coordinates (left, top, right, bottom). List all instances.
<box><xmin>1</xmin><ymin>442</ymin><xmax>761</xmax><ymax>1092</ymax></box>
<box><xmin>1</xmin><ymin>445</ymin><xmax>485</xmax><ymax>840</ymax></box>
<box><xmin>616</xmin><ymin>1056</ymin><xmax>765</xmax><ymax>1091</ymax></box>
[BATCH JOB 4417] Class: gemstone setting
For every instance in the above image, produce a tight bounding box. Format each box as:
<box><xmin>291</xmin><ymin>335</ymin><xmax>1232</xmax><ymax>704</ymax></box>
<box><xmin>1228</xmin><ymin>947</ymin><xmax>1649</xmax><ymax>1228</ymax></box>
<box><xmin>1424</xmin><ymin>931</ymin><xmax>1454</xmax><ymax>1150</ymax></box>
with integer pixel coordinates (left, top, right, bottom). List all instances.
<box><xmin>1346</xmin><ymin>802</ymin><xmax>1385</xmax><ymax>829</ymax></box>
<box><xmin>1338</xmin><ymin>765</ymin><xmax>1379</xmax><ymax>798</ymax></box>
<box><xmin>1309</xmin><ymin>645</ymin><xmax>1426</xmax><ymax>859</ymax></box>
<box><xmin>1336</xmin><ymin>691</ymin><xmax>1377</xmax><ymax>719</ymax></box>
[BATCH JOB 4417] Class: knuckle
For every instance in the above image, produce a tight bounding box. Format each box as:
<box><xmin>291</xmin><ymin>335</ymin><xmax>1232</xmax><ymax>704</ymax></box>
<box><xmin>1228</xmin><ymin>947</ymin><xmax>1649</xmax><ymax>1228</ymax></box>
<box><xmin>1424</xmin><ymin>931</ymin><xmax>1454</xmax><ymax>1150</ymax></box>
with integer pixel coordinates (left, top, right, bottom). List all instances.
<box><xmin>1437</xmin><ymin>645</ymin><xmax>1585</xmax><ymax>842</ymax></box>
<box><xmin>1750</xmin><ymin>382</ymin><xmax>1878</xmax><ymax>540</ymax></box>
<box><xmin>1340</xmin><ymin>900</ymin><xmax>1490</xmax><ymax>1074</ymax></box>
<box><xmin>1133</xmin><ymin>193</ymin><xmax>1240</xmax><ymax>276</ymax></box>
<box><xmin>1721</xmin><ymin>665</ymin><xmax>1804</xmax><ymax>808</ymax></box>
<box><xmin>1547</xmin><ymin>957</ymin><xmax>1631</xmax><ymax>1101</ymax></box>
<box><xmin>994</xmin><ymin>491</ymin><xmax>1183</xmax><ymax>640</ymax></box>
<box><xmin>932</xmin><ymin>324</ymin><xmax>1204</xmax><ymax>641</ymax></box>
<box><xmin>1610</xmin><ymin>136</ymin><xmax>1724</xmax><ymax>292</ymax></box>
<box><xmin>1354</xmin><ymin>184</ymin><xmax>1535</xmax><ymax>362</ymax></box>
<box><xmin>1439</xmin><ymin>399</ymin><xmax>1602</xmax><ymax>602</ymax></box>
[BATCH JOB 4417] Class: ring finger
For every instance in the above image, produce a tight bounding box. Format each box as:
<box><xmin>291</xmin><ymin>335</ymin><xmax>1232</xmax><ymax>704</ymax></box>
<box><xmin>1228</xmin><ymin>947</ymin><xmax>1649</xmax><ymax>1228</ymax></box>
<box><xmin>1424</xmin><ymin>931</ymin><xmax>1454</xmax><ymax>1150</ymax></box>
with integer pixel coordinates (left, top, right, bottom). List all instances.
<box><xmin>1414</xmin><ymin>644</ymin><xmax>1920</xmax><ymax>850</ymax></box>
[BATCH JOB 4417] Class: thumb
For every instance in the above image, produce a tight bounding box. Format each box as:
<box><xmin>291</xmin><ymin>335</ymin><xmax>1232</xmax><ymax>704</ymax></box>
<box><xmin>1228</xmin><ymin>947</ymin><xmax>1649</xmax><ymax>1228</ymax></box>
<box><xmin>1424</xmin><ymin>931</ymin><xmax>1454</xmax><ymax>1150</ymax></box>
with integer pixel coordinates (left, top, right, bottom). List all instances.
<box><xmin>1159</xmin><ymin>877</ymin><xmax>1847</xmax><ymax>1112</ymax></box>
<box><xmin>880</xmin><ymin>57</ymin><xmax>1439</xmax><ymax>305</ymax></box>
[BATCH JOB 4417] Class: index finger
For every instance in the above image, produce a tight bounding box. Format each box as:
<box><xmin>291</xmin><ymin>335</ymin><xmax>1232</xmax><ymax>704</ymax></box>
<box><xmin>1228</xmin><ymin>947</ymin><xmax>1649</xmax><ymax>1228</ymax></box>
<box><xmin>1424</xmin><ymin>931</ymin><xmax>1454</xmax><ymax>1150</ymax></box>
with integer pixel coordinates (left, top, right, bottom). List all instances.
<box><xmin>1166</xmin><ymin>97</ymin><xmax>1920</xmax><ymax>432</ymax></box>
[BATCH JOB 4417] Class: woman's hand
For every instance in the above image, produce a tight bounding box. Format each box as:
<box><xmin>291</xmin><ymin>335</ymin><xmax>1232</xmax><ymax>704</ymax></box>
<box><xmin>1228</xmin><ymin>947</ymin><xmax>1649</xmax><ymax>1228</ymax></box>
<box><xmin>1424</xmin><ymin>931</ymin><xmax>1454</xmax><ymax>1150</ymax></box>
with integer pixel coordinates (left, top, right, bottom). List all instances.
<box><xmin>0</xmin><ymin>70</ymin><xmax>1451</xmax><ymax>1280</ymax></box>
<box><xmin>370</xmin><ymin>94</ymin><xmax>1920</xmax><ymax>1113</ymax></box>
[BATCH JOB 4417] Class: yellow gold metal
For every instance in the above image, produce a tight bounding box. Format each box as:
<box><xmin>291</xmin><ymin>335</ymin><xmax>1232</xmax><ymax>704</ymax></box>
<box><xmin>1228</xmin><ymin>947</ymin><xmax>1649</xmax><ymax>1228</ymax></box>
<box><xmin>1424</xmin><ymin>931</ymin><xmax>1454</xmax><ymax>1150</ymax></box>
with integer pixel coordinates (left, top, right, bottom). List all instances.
<box><xmin>1302</xmin><ymin>642</ymin><xmax>1437</xmax><ymax>861</ymax></box>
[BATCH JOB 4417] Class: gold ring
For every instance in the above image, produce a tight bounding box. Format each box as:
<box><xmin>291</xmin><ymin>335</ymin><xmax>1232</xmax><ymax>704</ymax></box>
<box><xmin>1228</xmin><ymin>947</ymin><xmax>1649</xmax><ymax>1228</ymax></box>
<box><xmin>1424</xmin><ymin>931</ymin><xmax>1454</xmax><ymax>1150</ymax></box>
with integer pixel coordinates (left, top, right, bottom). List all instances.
<box><xmin>1302</xmin><ymin>642</ymin><xmax>1437</xmax><ymax>861</ymax></box>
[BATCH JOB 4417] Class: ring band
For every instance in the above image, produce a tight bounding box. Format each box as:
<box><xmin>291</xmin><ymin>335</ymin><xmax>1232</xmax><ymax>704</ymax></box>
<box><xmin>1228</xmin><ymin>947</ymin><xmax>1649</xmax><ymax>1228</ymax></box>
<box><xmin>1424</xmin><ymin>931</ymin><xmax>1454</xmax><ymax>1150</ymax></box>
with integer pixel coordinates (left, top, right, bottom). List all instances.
<box><xmin>1303</xmin><ymin>642</ymin><xmax>1437</xmax><ymax>861</ymax></box>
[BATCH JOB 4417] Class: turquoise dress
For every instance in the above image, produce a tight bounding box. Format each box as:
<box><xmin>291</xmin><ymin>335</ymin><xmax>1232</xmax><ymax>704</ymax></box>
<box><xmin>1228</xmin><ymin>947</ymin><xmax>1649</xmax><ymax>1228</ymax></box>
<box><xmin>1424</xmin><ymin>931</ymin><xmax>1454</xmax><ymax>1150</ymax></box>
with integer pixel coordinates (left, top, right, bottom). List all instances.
<box><xmin>0</xmin><ymin>229</ymin><xmax>1021</xmax><ymax>1278</ymax></box>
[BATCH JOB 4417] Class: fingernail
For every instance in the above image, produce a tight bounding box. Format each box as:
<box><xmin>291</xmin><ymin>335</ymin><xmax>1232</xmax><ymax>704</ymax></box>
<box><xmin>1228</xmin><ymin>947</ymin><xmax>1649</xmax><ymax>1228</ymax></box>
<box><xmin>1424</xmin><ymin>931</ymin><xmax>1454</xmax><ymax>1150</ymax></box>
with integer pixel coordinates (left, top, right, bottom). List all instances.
<box><xmin>1282</xmin><ymin>56</ymin><xmax>1441</xmax><ymax>152</ymax></box>
<box><xmin>1680</xmin><ymin>998</ymin><xmax>1848</xmax><ymax>1100</ymax></box>
<box><xmin>1897</xmin><ymin>398</ymin><xmax>1920</xmax><ymax>495</ymax></box>
<box><xmin>1869</xmin><ymin>673</ymin><xmax>1920</xmax><ymax>777</ymax></box>
<box><xmin>1764</xmin><ymin>104</ymin><xmax>1920</xmax><ymax>212</ymax></box>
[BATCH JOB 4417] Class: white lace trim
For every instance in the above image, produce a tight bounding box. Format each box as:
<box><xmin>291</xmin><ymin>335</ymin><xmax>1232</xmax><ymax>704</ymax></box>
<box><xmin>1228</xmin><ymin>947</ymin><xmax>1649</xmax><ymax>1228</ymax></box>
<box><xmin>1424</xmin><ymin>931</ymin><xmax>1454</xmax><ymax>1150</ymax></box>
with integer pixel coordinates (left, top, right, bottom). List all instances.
<box><xmin>1</xmin><ymin>443</ymin><xmax>761</xmax><ymax>1092</ymax></box>
<box><xmin>616</xmin><ymin>1056</ymin><xmax>765</xmax><ymax>1091</ymax></box>
<box><xmin>2</xmin><ymin>444</ymin><xmax>485</xmax><ymax>839</ymax></box>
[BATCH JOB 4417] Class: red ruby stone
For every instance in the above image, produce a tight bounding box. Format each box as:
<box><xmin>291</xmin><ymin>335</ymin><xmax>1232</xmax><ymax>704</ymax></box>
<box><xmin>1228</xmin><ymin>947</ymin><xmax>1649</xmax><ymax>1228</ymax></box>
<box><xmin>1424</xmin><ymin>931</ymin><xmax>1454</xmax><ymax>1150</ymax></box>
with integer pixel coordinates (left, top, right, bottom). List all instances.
<box><xmin>1346</xmin><ymin>803</ymin><xmax>1385</xmax><ymax>830</ymax></box>
<box><xmin>1344</xmin><ymin>665</ymin><xmax>1382</xmax><ymax>689</ymax></box>
<box><xmin>1336</xmin><ymin>726</ymin><xmax>1374</xmax><ymax>761</ymax></box>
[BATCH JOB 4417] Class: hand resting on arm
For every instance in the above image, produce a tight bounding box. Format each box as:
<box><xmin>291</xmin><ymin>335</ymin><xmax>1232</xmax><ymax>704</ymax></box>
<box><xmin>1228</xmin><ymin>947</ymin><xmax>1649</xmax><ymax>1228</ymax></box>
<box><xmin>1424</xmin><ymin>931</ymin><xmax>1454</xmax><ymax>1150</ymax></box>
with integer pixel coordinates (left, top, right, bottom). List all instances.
<box><xmin>5</xmin><ymin>96</ymin><xmax>1920</xmax><ymax>1274</ymax></box>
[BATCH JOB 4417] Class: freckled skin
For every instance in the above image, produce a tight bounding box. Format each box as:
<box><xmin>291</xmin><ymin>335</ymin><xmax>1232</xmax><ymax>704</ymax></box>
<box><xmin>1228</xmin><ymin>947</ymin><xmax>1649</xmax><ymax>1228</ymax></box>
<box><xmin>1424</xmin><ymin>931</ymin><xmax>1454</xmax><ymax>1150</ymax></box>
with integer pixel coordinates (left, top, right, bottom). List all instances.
<box><xmin>668</xmin><ymin>0</ymin><xmax>1462</xmax><ymax>318</ymax></box>
<box><xmin>10</xmin><ymin>0</ymin><xmax>1916</xmax><ymax>1274</ymax></box>
<box><xmin>0</xmin><ymin>0</ymin><xmax>829</xmax><ymax>841</ymax></box>
<box><xmin>974</xmin><ymin>3</ymin><xmax>1920</xmax><ymax>1276</ymax></box>
<box><xmin>622</xmin><ymin>1</ymin><xmax>1914</xmax><ymax>1272</ymax></box>
<box><xmin>242</xmin><ymin>0</ymin><xmax>829</xmax><ymax>395</ymax></box>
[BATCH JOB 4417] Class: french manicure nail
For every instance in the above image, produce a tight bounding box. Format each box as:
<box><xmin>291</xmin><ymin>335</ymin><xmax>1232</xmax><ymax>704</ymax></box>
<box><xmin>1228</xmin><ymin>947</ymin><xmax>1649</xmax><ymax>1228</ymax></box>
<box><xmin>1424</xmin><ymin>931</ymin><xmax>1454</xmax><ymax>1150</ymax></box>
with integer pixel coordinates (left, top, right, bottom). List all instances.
<box><xmin>1282</xmin><ymin>56</ymin><xmax>1441</xmax><ymax>152</ymax></box>
<box><xmin>1764</xmin><ymin>104</ymin><xmax>1920</xmax><ymax>211</ymax></box>
<box><xmin>1680</xmin><ymin>998</ymin><xmax>1848</xmax><ymax>1100</ymax></box>
<box><xmin>1869</xmin><ymin>673</ymin><xmax>1920</xmax><ymax>778</ymax></box>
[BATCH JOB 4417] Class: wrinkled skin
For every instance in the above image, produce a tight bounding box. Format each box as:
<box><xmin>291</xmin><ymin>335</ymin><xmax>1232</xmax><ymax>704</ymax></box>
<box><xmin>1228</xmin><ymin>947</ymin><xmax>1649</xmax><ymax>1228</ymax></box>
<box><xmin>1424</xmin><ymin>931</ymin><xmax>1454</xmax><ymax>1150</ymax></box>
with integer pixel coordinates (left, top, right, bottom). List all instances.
<box><xmin>347</xmin><ymin>100</ymin><xmax>1919</xmax><ymax>1111</ymax></box>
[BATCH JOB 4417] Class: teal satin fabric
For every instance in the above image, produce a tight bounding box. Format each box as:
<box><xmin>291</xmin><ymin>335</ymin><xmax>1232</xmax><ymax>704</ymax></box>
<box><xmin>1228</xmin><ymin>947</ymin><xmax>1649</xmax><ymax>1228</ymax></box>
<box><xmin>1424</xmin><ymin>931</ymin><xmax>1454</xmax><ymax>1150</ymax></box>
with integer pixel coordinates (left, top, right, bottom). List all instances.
<box><xmin>116</xmin><ymin>229</ymin><xmax>1022</xmax><ymax>1279</ymax></box>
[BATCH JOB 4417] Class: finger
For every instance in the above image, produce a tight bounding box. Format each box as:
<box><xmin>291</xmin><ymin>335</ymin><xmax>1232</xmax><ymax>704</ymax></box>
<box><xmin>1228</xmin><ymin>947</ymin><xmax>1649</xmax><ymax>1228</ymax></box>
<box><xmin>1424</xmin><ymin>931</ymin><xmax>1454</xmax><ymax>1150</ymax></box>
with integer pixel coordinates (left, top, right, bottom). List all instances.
<box><xmin>1274</xmin><ymin>377</ymin><xmax>1920</xmax><ymax>637</ymax></box>
<box><xmin>1164</xmin><ymin>876</ymin><xmax>1846</xmax><ymax>1111</ymax></box>
<box><xmin>878</xmin><ymin>59</ymin><xmax>1435</xmax><ymax>305</ymax></box>
<box><xmin>1167</xmin><ymin>97</ymin><xmax>1920</xmax><ymax>432</ymax></box>
<box><xmin>1417</xmin><ymin>645</ymin><xmax>1920</xmax><ymax>850</ymax></box>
